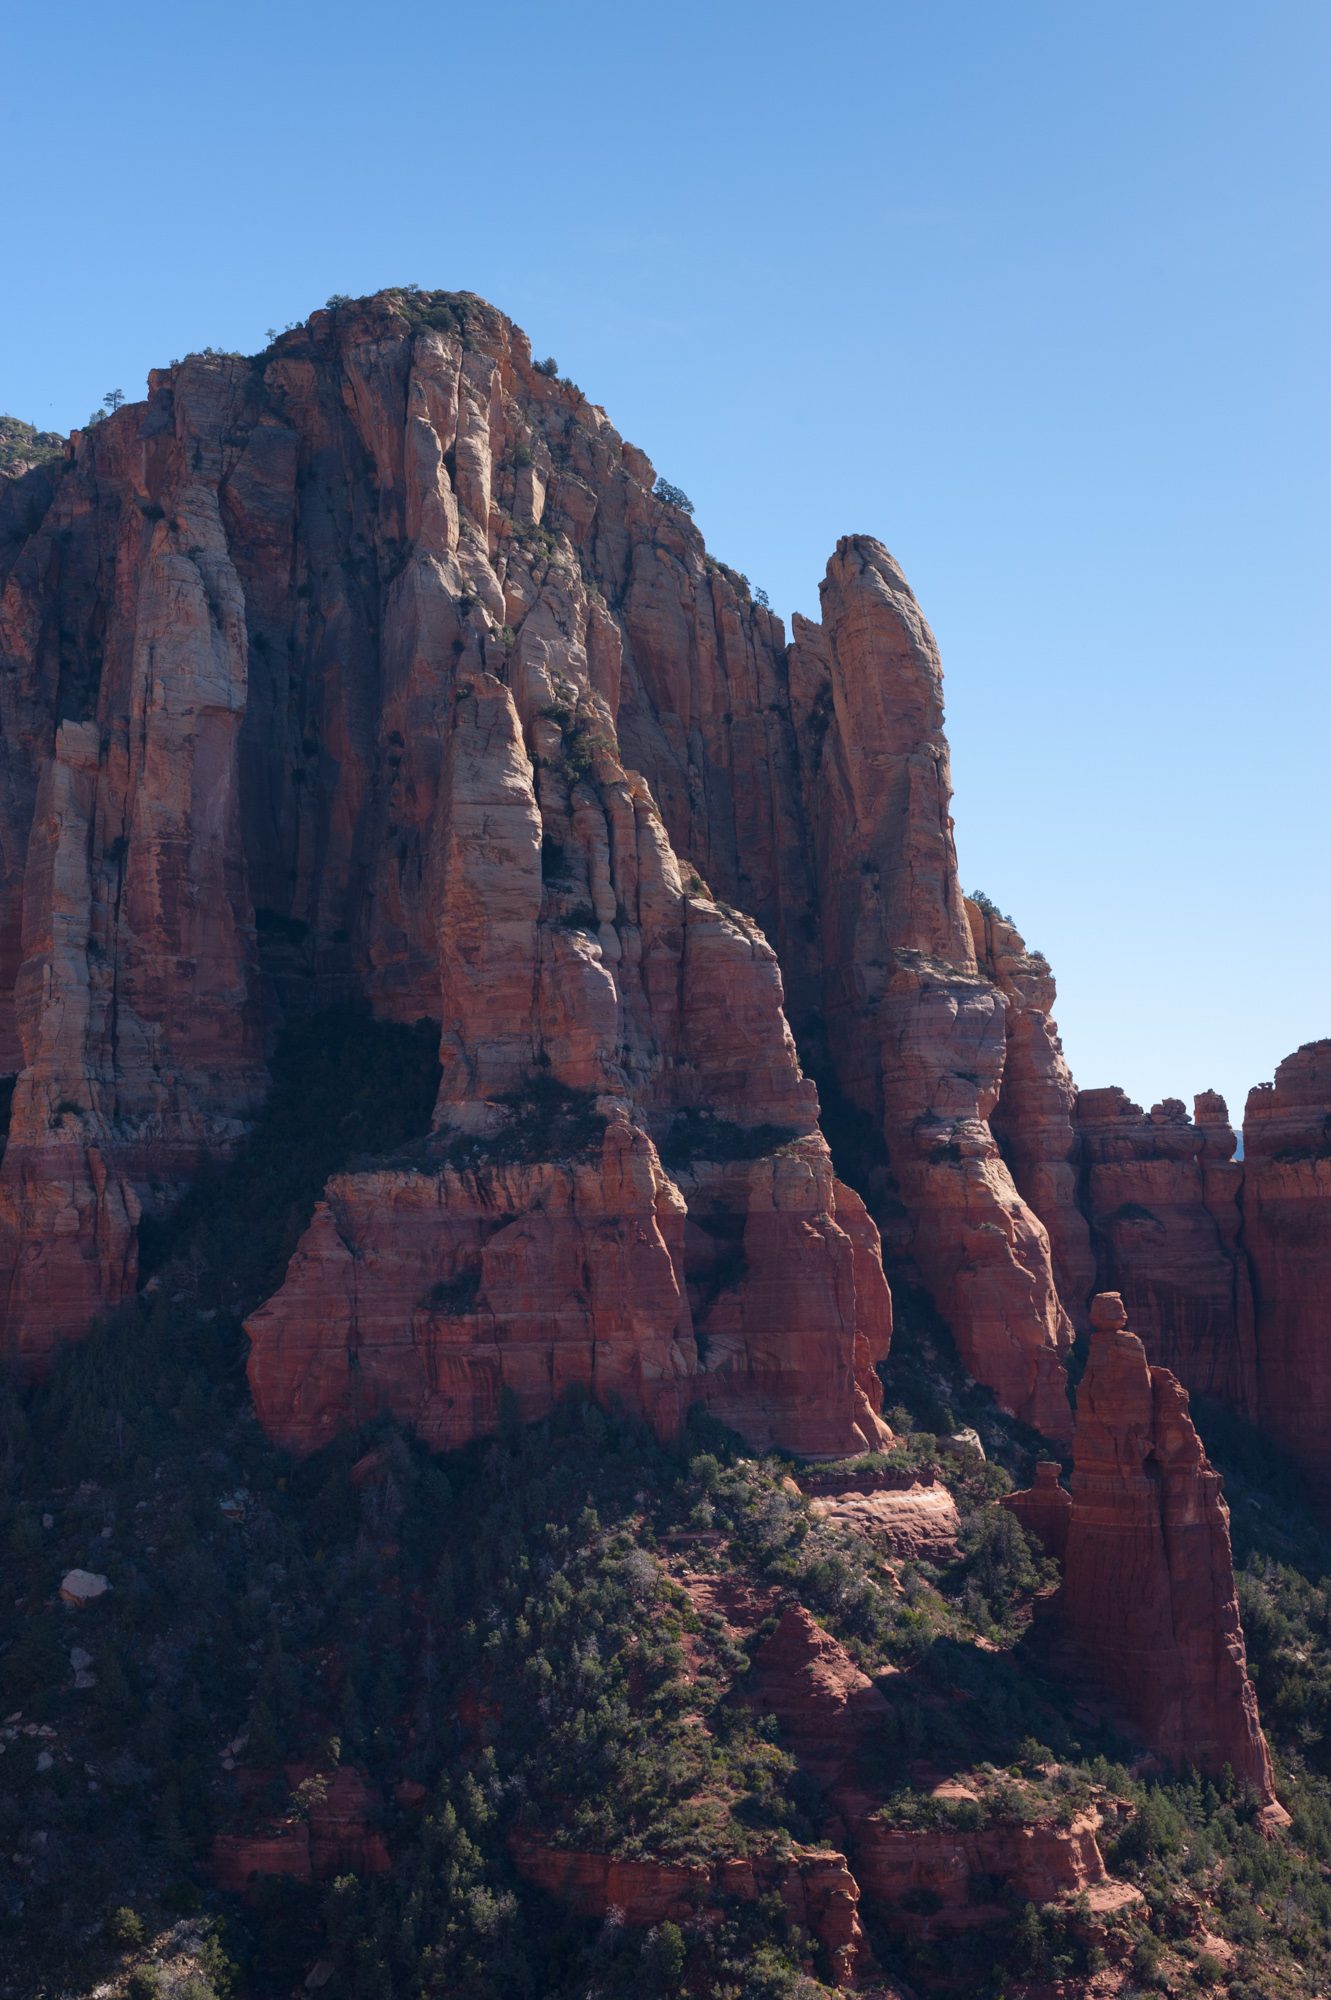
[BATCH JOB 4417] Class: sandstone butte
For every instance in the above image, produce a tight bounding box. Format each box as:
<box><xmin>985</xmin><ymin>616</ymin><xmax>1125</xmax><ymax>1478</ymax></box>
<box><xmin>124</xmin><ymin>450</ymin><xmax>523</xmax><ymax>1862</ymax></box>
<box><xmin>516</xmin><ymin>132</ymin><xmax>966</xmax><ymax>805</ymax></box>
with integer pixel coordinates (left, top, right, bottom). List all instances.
<box><xmin>0</xmin><ymin>285</ymin><xmax>1075</xmax><ymax>1452</ymax></box>
<box><xmin>1053</xmin><ymin>1293</ymin><xmax>1280</xmax><ymax>1810</ymax></box>
<box><xmin>0</xmin><ymin>286</ymin><xmax>1325</xmax><ymax>1500</ymax></box>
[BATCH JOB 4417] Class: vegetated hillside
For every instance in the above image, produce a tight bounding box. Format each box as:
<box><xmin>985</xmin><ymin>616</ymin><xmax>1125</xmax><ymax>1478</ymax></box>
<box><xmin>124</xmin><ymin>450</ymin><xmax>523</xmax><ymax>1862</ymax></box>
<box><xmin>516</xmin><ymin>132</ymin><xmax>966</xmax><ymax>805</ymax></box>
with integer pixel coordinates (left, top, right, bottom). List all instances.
<box><xmin>2</xmin><ymin>1010</ymin><xmax>1331</xmax><ymax>2000</ymax></box>
<box><xmin>0</xmin><ymin>414</ymin><xmax>63</xmax><ymax>479</ymax></box>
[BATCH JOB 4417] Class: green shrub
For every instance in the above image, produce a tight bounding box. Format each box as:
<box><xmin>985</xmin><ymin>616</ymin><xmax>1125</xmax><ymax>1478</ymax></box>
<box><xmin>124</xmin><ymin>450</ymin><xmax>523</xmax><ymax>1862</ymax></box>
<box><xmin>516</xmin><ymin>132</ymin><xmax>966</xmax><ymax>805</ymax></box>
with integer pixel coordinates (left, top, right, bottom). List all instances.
<box><xmin>652</xmin><ymin>479</ymin><xmax>694</xmax><ymax>516</ymax></box>
<box><xmin>105</xmin><ymin>1904</ymin><xmax>146</xmax><ymax>1947</ymax></box>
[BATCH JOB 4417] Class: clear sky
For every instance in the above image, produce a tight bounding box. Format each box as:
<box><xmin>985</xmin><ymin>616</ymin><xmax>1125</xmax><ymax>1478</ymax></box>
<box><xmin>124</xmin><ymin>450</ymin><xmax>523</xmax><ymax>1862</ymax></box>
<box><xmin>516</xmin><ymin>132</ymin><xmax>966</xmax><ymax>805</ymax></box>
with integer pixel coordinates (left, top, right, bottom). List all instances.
<box><xmin>5</xmin><ymin>0</ymin><xmax>1327</xmax><ymax>1125</ymax></box>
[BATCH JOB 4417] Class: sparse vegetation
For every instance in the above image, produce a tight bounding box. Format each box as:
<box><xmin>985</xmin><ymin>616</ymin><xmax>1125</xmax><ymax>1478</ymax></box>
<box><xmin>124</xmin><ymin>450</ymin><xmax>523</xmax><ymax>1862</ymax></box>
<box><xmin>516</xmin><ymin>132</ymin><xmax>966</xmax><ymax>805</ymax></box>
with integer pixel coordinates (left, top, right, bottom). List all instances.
<box><xmin>658</xmin><ymin>1110</ymin><xmax>801</xmax><ymax>1171</ymax></box>
<box><xmin>652</xmin><ymin>479</ymin><xmax>695</xmax><ymax>516</ymax></box>
<box><xmin>439</xmin><ymin>1074</ymin><xmax>607</xmax><ymax>1171</ymax></box>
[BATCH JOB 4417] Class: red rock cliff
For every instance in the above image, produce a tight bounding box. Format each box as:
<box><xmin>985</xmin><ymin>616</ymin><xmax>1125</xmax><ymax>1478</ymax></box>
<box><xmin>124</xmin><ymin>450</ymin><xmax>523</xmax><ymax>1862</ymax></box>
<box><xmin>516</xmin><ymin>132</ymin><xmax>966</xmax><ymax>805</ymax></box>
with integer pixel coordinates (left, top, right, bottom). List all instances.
<box><xmin>1061</xmin><ymin>1293</ymin><xmax>1276</xmax><ymax>1803</ymax></box>
<box><xmin>0</xmin><ymin>292</ymin><xmax>896</xmax><ymax>1460</ymax></box>
<box><xmin>28</xmin><ymin>289</ymin><xmax>1318</xmax><ymax>1463</ymax></box>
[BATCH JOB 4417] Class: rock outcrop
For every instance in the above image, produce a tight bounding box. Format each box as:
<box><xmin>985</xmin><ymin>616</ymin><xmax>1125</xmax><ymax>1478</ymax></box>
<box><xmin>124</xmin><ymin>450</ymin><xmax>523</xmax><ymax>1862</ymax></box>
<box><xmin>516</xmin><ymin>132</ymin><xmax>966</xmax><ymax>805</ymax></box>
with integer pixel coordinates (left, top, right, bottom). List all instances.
<box><xmin>851</xmin><ymin>1805</ymin><xmax>1124</xmax><ymax>1937</ymax></box>
<box><xmin>508</xmin><ymin>1834</ymin><xmax>870</xmax><ymax>1987</ymax></box>
<box><xmin>750</xmin><ymin>1602</ymin><xmax>892</xmax><ymax>1788</ymax></box>
<box><xmin>212</xmin><ymin>1763</ymin><xmax>390</xmax><ymax>1897</ymax></box>
<box><xmin>1064</xmin><ymin>1045</ymin><xmax>1331</xmax><ymax>1516</ymax></box>
<box><xmin>808</xmin><ymin>1480</ymin><xmax>962</xmax><ymax>1564</ymax></box>
<box><xmin>1061</xmin><ymin>1293</ymin><xmax>1277</xmax><ymax>1803</ymax></box>
<box><xmin>0</xmin><ymin>365</ymin><xmax>270</xmax><ymax>1365</ymax></box>
<box><xmin>1244</xmin><ymin>1042</ymin><xmax>1331</xmax><ymax>1508</ymax></box>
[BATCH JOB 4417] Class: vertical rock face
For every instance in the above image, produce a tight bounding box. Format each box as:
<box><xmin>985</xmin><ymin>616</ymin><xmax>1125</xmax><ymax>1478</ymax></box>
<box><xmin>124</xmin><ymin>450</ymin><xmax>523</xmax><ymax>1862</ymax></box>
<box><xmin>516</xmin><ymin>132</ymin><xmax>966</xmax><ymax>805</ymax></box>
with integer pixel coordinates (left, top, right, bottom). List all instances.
<box><xmin>1074</xmin><ymin>1089</ymin><xmax>1257</xmax><ymax>1410</ymax></box>
<box><xmin>1061</xmin><ymin>1293</ymin><xmax>1276</xmax><ymax>1803</ymax></box>
<box><xmin>0</xmin><ymin>366</ymin><xmax>268</xmax><ymax>1364</ymax></box>
<box><xmin>1244</xmin><ymin>1042</ymin><xmax>1331</xmax><ymax>1508</ymax></box>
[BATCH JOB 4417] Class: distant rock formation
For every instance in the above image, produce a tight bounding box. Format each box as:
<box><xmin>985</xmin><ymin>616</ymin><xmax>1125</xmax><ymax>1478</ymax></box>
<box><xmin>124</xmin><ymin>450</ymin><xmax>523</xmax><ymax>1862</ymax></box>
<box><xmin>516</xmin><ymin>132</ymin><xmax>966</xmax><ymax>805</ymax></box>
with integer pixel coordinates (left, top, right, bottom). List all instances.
<box><xmin>1074</xmin><ymin>1088</ymin><xmax>1257</xmax><ymax>1410</ymax></box>
<box><xmin>1042</xmin><ymin>1047</ymin><xmax>1331</xmax><ymax>1517</ymax></box>
<box><xmin>1244</xmin><ymin>1042</ymin><xmax>1331</xmax><ymax>1508</ymax></box>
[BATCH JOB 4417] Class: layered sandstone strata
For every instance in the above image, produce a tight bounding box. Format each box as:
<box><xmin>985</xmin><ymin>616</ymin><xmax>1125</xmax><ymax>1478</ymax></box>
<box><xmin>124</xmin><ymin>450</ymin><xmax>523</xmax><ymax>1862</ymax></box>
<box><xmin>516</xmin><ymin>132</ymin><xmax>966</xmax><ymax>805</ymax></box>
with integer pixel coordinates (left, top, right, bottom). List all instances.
<box><xmin>240</xmin><ymin>510</ymin><xmax>893</xmax><ymax>1456</ymax></box>
<box><xmin>851</xmin><ymin>1807</ymin><xmax>1120</xmax><ymax>1937</ymax></box>
<box><xmin>509</xmin><ymin>1835</ymin><xmax>870</xmax><ymax>1986</ymax></box>
<box><xmin>1061</xmin><ymin>1293</ymin><xmax>1277</xmax><ymax>1803</ymax></box>
<box><xmin>0</xmin><ymin>294</ymin><xmax>901</xmax><ymax>1458</ymax></box>
<box><xmin>807</xmin><ymin>1481</ymin><xmax>961</xmax><ymax>1563</ymax></box>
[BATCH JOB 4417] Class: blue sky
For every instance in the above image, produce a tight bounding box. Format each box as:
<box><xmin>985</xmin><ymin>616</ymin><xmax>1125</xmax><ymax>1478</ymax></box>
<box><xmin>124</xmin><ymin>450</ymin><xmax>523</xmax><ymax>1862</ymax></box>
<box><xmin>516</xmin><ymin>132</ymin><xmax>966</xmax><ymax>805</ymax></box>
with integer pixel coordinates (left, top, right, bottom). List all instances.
<box><xmin>5</xmin><ymin>0</ymin><xmax>1327</xmax><ymax>1124</ymax></box>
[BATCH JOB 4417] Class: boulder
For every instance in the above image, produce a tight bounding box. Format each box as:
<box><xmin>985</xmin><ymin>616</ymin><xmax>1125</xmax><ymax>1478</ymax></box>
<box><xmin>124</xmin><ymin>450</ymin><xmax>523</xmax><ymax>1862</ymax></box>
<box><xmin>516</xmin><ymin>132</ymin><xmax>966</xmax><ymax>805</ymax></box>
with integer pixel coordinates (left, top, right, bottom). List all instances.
<box><xmin>58</xmin><ymin>1570</ymin><xmax>109</xmax><ymax>1608</ymax></box>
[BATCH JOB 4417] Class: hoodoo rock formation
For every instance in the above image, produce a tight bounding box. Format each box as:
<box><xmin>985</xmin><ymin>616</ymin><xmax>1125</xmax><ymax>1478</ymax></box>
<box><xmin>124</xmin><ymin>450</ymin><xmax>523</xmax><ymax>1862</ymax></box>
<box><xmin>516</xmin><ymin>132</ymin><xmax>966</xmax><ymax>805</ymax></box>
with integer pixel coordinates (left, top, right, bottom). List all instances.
<box><xmin>1061</xmin><ymin>1292</ymin><xmax>1277</xmax><ymax>1805</ymax></box>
